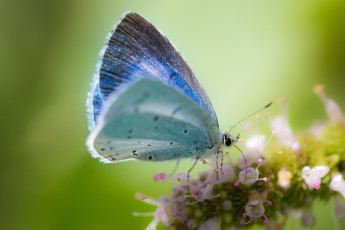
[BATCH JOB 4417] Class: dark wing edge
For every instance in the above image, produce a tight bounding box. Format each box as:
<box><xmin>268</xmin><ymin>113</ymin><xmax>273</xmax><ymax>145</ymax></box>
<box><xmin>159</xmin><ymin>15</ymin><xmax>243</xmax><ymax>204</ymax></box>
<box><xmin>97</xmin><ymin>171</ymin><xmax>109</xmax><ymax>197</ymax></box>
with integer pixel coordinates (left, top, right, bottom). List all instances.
<box><xmin>87</xmin><ymin>11</ymin><xmax>133</xmax><ymax>131</ymax></box>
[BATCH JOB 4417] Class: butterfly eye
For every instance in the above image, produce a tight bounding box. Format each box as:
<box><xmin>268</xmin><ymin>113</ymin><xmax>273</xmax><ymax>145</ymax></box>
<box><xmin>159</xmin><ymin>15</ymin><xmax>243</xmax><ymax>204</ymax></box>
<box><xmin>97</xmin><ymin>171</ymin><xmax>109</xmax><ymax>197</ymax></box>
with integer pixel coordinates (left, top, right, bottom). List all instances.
<box><xmin>223</xmin><ymin>134</ymin><xmax>232</xmax><ymax>146</ymax></box>
<box><xmin>225</xmin><ymin>137</ymin><xmax>232</xmax><ymax>146</ymax></box>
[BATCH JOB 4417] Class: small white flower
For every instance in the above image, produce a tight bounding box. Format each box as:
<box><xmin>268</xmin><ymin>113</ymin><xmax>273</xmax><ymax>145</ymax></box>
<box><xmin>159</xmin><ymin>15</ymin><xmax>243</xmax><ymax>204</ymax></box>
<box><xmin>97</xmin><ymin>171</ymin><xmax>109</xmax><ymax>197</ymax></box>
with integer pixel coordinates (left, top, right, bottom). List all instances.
<box><xmin>239</xmin><ymin>120</ymin><xmax>274</xmax><ymax>168</ymax></box>
<box><xmin>309</xmin><ymin>121</ymin><xmax>325</xmax><ymax>139</ymax></box>
<box><xmin>245</xmin><ymin>134</ymin><xmax>266</xmax><ymax>156</ymax></box>
<box><xmin>270</xmin><ymin>116</ymin><xmax>301</xmax><ymax>151</ymax></box>
<box><xmin>278</xmin><ymin>168</ymin><xmax>292</xmax><ymax>189</ymax></box>
<box><xmin>205</xmin><ymin>155</ymin><xmax>235</xmax><ymax>183</ymax></box>
<box><xmin>240</xmin><ymin>200</ymin><xmax>272</xmax><ymax>224</ymax></box>
<box><xmin>301</xmin><ymin>166</ymin><xmax>329</xmax><ymax>190</ymax></box>
<box><xmin>234</xmin><ymin>159</ymin><xmax>268</xmax><ymax>186</ymax></box>
<box><xmin>325</xmin><ymin>98</ymin><xmax>343</xmax><ymax>123</ymax></box>
<box><xmin>330</xmin><ymin>174</ymin><xmax>345</xmax><ymax>198</ymax></box>
<box><xmin>237</xmin><ymin>134</ymin><xmax>269</xmax><ymax>168</ymax></box>
<box><xmin>190</xmin><ymin>183</ymin><xmax>215</xmax><ymax>203</ymax></box>
<box><xmin>134</xmin><ymin>193</ymin><xmax>175</xmax><ymax>230</ymax></box>
<box><xmin>314</xmin><ymin>84</ymin><xmax>344</xmax><ymax>123</ymax></box>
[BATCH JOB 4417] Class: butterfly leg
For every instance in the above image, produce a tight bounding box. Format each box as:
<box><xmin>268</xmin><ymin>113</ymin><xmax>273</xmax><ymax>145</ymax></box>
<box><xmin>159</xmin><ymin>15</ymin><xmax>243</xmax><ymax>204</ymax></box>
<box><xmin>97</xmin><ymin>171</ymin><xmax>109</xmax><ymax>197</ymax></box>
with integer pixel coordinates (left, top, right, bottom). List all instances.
<box><xmin>215</xmin><ymin>151</ymin><xmax>219</xmax><ymax>180</ymax></box>
<box><xmin>168</xmin><ymin>159</ymin><xmax>180</xmax><ymax>176</ymax></box>
<box><xmin>187</xmin><ymin>157</ymin><xmax>199</xmax><ymax>185</ymax></box>
<box><xmin>219</xmin><ymin>150</ymin><xmax>224</xmax><ymax>175</ymax></box>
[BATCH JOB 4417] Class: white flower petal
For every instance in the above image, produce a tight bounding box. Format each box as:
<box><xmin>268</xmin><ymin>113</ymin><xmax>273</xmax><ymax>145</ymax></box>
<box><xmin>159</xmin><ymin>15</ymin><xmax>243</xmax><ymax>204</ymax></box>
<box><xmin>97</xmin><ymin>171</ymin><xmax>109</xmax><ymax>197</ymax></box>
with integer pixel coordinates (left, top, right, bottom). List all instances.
<box><xmin>301</xmin><ymin>165</ymin><xmax>329</xmax><ymax>190</ymax></box>
<box><xmin>330</xmin><ymin>174</ymin><xmax>345</xmax><ymax>198</ymax></box>
<box><xmin>270</xmin><ymin>116</ymin><xmax>298</xmax><ymax>149</ymax></box>
<box><xmin>278</xmin><ymin>168</ymin><xmax>292</xmax><ymax>189</ymax></box>
<box><xmin>313</xmin><ymin>166</ymin><xmax>330</xmax><ymax>178</ymax></box>
<box><xmin>309</xmin><ymin>121</ymin><xmax>325</xmax><ymax>139</ymax></box>
<box><xmin>145</xmin><ymin>217</ymin><xmax>160</xmax><ymax>230</ymax></box>
<box><xmin>326</xmin><ymin>99</ymin><xmax>343</xmax><ymax>123</ymax></box>
<box><xmin>292</xmin><ymin>142</ymin><xmax>301</xmax><ymax>152</ymax></box>
<box><xmin>302</xmin><ymin>166</ymin><xmax>311</xmax><ymax>175</ymax></box>
<box><xmin>245</xmin><ymin>134</ymin><xmax>266</xmax><ymax>154</ymax></box>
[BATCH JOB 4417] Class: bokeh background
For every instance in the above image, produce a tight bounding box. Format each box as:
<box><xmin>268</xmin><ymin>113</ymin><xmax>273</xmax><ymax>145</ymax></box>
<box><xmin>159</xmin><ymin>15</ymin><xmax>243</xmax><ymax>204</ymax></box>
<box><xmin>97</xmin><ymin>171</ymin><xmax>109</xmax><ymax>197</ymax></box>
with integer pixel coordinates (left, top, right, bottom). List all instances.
<box><xmin>1</xmin><ymin>0</ymin><xmax>345</xmax><ymax>229</ymax></box>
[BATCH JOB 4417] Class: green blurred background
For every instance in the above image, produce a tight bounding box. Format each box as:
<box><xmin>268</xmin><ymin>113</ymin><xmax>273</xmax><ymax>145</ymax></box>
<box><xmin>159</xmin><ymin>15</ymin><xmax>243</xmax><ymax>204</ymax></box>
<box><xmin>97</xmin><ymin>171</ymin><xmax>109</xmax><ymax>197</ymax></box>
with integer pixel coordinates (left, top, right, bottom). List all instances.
<box><xmin>1</xmin><ymin>0</ymin><xmax>345</xmax><ymax>229</ymax></box>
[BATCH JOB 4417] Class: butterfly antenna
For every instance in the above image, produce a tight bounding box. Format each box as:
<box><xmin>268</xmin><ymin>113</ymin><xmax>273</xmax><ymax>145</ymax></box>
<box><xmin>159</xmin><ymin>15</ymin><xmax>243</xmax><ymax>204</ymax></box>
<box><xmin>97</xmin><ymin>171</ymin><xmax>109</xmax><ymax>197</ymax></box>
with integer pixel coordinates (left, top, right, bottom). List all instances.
<box><xmin>229</xmin><ymin>101</ymin><xmax>273</xmax><ymax>132</ymax></box>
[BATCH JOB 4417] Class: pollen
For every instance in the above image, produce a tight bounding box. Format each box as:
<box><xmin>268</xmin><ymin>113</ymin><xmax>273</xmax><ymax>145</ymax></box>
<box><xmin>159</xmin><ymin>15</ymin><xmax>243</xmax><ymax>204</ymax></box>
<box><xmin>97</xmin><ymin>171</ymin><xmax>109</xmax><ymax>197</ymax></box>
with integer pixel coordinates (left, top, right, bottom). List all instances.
<box><xmin>313</xmin><ymin>84</ymin><xmax>324</xmax><ymax>95</ymax></box>
<box><xmin>279</xmin><ymin>97</ymin><xmax>286</xmax><ymax>104</ymax></box>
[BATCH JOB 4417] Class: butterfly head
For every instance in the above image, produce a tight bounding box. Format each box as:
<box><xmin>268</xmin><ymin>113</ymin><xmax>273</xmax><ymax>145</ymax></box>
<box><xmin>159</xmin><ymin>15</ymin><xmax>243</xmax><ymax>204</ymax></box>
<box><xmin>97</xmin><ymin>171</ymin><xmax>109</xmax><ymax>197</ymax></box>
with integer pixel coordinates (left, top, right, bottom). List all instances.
<box><xmin>222</xmin><ymin>101</ymin><xmax>272</xmax><ymax>148</ymax></box>
<box><xmin>222</xmin><ymin>132</ymin><xmax>239</xmax><ymax>147</ymax></box>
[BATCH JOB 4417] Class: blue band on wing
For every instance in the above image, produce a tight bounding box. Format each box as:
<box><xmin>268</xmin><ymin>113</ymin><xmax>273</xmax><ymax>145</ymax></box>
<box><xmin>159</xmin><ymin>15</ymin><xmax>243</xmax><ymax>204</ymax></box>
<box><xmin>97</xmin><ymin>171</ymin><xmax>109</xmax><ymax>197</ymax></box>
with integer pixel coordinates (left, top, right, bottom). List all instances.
<box><xmin>90</xmin><ymin>12</ymin><xmax>218</xmax><ymax>127</ymax></box>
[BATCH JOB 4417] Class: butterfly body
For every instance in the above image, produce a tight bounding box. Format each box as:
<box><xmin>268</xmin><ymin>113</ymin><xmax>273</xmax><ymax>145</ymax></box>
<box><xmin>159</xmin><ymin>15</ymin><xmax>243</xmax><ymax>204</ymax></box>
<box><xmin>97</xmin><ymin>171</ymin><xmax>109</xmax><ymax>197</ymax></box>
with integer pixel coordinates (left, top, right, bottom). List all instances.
<box><xmin>87</xmin><ymin>12</ymin><xmax>234</xmax><ymax>163</ymax></box>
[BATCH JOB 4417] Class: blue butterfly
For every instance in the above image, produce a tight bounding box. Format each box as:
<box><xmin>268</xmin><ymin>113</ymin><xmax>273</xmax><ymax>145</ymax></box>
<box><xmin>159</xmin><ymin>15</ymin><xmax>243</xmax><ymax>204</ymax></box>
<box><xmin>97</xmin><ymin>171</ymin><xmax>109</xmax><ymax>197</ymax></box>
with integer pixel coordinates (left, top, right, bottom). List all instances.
<box><xmin>87</xmin><ymin>12</ymin><xmax>270</xmax><ymax>171</ymax></box>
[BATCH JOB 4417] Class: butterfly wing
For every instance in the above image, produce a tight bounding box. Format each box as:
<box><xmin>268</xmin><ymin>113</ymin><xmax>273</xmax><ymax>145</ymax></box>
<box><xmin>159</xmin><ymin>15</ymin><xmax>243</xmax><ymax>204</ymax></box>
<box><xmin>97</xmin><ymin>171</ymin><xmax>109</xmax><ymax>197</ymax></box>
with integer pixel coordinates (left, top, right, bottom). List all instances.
<box><xmin>87</xmin><ymin>78</ymin><xmax>220</xmax><ymax>163</ymax></box>
<box><xmin>89</xmin><ymin>12</ymin><xmax>217</xmax><ymax>129</ymax></box>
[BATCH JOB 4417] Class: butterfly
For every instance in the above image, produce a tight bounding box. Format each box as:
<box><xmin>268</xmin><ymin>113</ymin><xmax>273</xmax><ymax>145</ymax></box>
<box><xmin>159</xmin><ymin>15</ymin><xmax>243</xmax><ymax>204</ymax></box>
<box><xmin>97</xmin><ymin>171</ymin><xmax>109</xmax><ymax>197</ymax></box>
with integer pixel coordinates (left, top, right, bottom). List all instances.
<box><xmin>86</xmin><ymin>12</ymin><xmax>270</xmax><ymax>172</ymax></box>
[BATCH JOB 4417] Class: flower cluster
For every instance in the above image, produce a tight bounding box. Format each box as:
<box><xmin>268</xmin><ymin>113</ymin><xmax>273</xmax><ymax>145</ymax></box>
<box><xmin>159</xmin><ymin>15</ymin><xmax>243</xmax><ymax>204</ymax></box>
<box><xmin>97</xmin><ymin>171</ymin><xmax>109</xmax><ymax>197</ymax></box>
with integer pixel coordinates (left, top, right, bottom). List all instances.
<box><xmin>135</xmin><ymin>85</ymin><xmax>345</xmax><ymax>229</ymax></box>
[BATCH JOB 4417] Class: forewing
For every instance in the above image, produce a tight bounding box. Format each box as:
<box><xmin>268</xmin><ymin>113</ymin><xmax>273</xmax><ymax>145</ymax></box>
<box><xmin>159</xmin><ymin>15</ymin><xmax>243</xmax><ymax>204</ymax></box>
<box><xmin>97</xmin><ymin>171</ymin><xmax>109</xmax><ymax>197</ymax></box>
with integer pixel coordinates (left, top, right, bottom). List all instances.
<box><xmin>90</xmin><ymin>12</ymin><xmax>217</xmax><ymax>127</ymax></box>
<box><xmin>87</xmin><ymin>78</ymin><xmax>220</xmax><ymax>163</ymax></box>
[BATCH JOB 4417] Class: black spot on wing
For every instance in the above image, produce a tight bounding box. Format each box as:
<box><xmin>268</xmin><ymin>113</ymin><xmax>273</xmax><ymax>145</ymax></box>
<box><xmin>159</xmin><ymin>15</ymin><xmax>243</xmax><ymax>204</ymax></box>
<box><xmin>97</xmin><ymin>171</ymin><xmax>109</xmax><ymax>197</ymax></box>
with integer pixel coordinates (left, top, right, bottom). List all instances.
<box><xmin>171</xmin><ymin>106</ymin><xmax>182</xmax><ymax>116</ymax></box>
<box><xmin>133</xmin><ymin>92</ymin><xmax>150</xmax><ymax>105</ymax></box>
